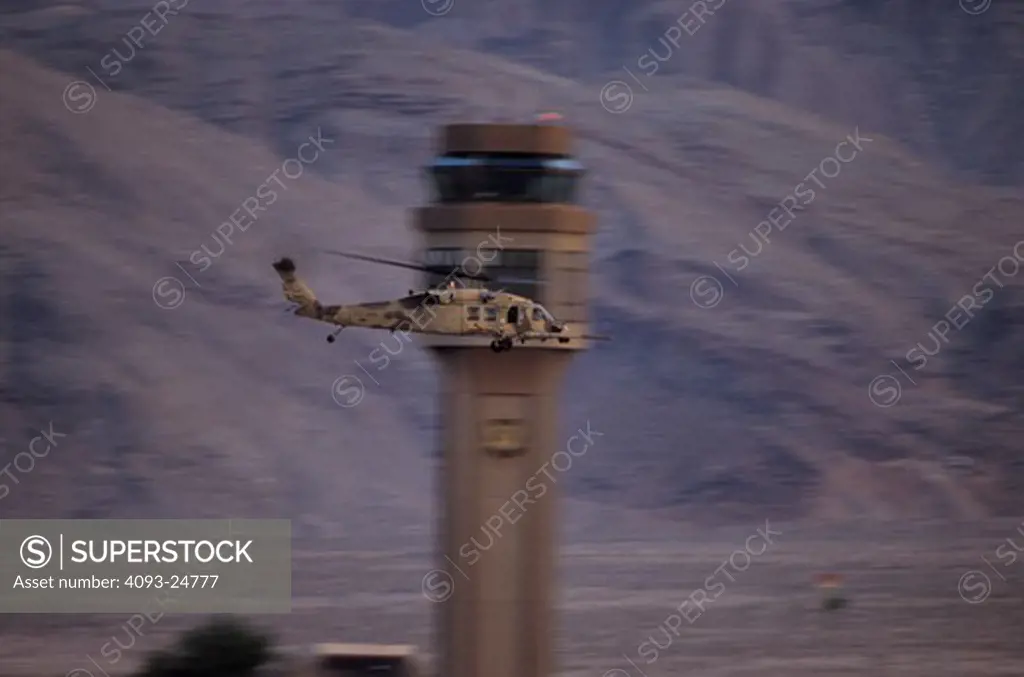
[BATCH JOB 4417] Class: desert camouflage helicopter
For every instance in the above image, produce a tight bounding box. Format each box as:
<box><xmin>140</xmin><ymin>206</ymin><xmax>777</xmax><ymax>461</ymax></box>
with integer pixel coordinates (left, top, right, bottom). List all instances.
<box><xmin>271</xmin><ymin>251</ymin><xmax>610</xmax><ymax>352</ymax></box>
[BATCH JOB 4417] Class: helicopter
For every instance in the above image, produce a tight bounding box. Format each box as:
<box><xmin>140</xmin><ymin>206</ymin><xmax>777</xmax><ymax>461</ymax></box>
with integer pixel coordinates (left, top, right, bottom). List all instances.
<box><xmin>271</xmin><ymin>251</ymin><xmax>610</xmax><ymax>352</ymax></box>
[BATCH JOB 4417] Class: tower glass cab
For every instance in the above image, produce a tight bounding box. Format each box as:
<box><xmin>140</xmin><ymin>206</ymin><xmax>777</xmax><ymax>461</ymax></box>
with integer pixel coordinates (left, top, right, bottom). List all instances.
<box><xmin>426</xmin><ymin>154</ymin><xmax>585</xmax><ymax>205</ymax></box>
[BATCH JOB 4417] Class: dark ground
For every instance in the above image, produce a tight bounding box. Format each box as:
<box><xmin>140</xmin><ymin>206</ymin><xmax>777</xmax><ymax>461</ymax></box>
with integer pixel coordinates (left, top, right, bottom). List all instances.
<box><xmin>3</xmin><ymin>520</ymin><xmax>1023</xmax><ymax>676</ymax></box>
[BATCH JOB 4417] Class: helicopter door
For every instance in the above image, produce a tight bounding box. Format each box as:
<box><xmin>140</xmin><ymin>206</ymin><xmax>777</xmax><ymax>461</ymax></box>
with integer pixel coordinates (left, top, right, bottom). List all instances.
<box><xmin>507</xmin><ymin>305</ymin><xmax>519</xmax><ymax>327</ymax></box>
<box><xmin>484</xmin><ymin>305</ymin><xmax>499</xmax><ymax>331</ymax></box>
<box><xmin>466</xmin><ymin>305</ymin><xmax>480</xmax><ymax>331</ymax></box>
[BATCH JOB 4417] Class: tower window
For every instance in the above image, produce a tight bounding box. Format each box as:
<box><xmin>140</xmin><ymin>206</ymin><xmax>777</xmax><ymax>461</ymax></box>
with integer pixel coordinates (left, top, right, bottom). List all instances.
<box><xmin>426</xmin><ymin>154</ymin><xmax>584</xmax><ymax>204</ymax></box>
<box><xmin>423</xmin><ymin>248</ymin><xmax>542</xmax><ymax>302</ymax></box>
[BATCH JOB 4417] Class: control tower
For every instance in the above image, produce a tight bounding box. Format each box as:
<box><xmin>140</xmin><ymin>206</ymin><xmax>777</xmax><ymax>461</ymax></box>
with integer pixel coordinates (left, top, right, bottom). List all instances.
<box><xmin>415</xmin><ymin>122</ymin><xmax>595</xmax><ymax>677</ymax></box>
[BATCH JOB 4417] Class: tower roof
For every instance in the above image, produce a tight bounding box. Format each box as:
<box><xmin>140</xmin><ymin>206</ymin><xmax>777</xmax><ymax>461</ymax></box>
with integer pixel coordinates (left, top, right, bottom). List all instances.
<box><xmin>439</xmin><ymin>123</ymin><xmax>574</xmax><ymax>156</ymax></box>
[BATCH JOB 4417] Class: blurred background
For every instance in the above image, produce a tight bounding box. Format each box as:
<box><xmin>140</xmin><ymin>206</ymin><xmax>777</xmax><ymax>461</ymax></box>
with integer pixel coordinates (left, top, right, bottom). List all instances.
<box><xmin>1</xmin><ymin>0</ymin><xmax>1022</xmax><ymax>675</ymax></box>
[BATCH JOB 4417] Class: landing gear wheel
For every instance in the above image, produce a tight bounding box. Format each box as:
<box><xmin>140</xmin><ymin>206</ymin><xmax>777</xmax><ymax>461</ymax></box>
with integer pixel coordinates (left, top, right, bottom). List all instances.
<box><xmin>327</xmin><ymin>335</ymin><xmax>336</xmax><ymax>343</ymax></box>
<box><xmin>490</xmin><ymin>340</ymin><xmax>502</xmax><ymax>353</ymax></box>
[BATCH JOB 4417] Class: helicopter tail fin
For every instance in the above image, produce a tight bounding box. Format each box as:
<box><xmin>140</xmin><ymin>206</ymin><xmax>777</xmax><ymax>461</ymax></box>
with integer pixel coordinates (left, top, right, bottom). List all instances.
<box><xmin>272</xmin><ymin>258</ymin><xmax>322</xmax><ymax>318</ymax></box>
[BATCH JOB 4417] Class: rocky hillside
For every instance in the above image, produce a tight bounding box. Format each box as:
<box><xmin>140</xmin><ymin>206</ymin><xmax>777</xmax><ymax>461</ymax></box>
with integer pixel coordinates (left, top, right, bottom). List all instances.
<box><xmin>357</xmin><ymin>0</ymin><xmax>1024</xmax><ymax>185</ymax></box>
<box><xmin>5</xmin><ymin>1</ymin><xmax>1023</xmax><ymax>184</ymax></box>
<box><xmin>0</xmin><ymin>1</ymin><xmax>1022</xmax><ymax>524</ymax></box>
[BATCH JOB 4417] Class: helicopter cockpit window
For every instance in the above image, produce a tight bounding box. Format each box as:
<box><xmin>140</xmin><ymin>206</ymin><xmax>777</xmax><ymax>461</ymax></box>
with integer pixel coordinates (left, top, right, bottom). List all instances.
<box><xmin>467</xmin><ymin>306</ymin><xmax>480</xmax><ymax>321</ymax></box>
<box><xmin>531</xmin><ymin>307</ymin><xmax>545</xmax><ymax>322</ymax></box>
<box><xmin>484</xmin><ymin>306</ymin><xmax>498</xmax><ymax>322</ymax></box>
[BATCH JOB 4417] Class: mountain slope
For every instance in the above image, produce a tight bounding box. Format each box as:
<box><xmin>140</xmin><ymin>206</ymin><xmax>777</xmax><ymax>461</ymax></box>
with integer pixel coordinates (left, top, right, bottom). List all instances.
<box><xmin>0</xmin><ymin>48</ymin><xmax>434</xmax><ymax>539</ymax></box>
<box><xmin>1</xmin><ymin>6</ymin><xmax>1022</xmax><ymax>522</ymax></box>
<box><xmin>352</xmin><ymin>0</ymin><xmax>1024</xmax><ymax>185</ymax></box>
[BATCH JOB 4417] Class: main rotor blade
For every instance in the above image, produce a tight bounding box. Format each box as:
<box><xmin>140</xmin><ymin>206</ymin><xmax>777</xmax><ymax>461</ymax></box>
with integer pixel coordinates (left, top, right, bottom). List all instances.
<box><xmin>490</xmin><ymin>276</ymin><xmax>549</xmax><ymax>286</ymax></box>
<box><xmin>322</xmin><ymin>249</ymin><xmax>492</xmax><ymax>281</ymax></box>
<box><xmin>322</xmin><ymin>249</ymin><xmax>434</xmax><ymax>273</ymax></box>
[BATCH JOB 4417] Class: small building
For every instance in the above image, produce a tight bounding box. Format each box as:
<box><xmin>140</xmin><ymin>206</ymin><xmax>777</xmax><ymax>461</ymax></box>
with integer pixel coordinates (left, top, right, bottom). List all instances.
<box><xmin>308</xmin><ymin>643</ymin><xmax>422</xmax><ymax>677</ymax></box>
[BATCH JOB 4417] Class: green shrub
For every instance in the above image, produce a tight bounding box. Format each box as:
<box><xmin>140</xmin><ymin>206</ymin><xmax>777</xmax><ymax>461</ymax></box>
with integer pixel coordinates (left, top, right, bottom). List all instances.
<box><xmin>136</xmin><ymin>615</ymin><xmax>273</xmax><ymax>677</ymax></box>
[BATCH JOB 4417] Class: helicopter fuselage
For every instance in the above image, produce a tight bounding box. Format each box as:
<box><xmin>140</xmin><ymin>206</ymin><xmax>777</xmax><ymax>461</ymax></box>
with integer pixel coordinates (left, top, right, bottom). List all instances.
<box><xmin>318</xmin><ymin>288</ymin><xmax>564</xmax><ymax>341</ymax></box>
